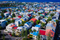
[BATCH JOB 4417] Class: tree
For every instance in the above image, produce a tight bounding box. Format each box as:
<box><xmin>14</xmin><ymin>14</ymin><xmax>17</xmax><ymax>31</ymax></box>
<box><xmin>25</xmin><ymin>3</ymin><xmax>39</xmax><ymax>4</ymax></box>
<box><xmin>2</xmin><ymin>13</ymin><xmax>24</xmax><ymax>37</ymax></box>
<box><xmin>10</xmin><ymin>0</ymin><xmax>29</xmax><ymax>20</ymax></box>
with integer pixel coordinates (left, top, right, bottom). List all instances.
<box><xmin>41</xmin><ymin>23</ymin><xmax>45</xmax><ymax>27</ymax></box>
<box><xmin>28</xmin><ymin>34</ymin><xmax>33</xmax><ymax>39</ymax></box>
<box><xmin>25</xmin><ymin>29</ymin><xmax>27</xmax><ymax>37</ymax></box>
<box><xmin>56</xmin><ymin>20</ymin><xmax>58</xmax><ymax>23</ymax></box>
<box><xmin>3</xmin><ymin>34</ymin><xmax>5</xmax><ymax>40</ymax></box>
<box><xmin>50</xmin><ymin>14</ymin><xmax>54</xmax><ymax>17</ymax></box>
<box><xmin>12</xmin><ymin>13</ymin><xmax>15</xmax><ymax>17</ymax></box>
<box><xmin>2</xmin><ymin>10</ymin><xmax>7</xmax><ymax>13</ymax></box>
<box><xmin>46</xmin><ymin>17</ymin><xmax>52</xmax><ymax>23</ymax></box>
<box><xmin>9</xmin><ymin>9</ymin><xmax>11</xmax><ymax>12</ymax></box>
<box><xmin>0</xmin><ymin>26</ymin><xmax>2</xmax><ymax>29</ymax></box>
<box><xmin>36</xmin><ymin>20</ymin><xmax>40</xmax><ymax>24</ymax></box>
<box><xmin>38</xmin><ymin>12</ymin><xmax>41</xmax><ymax>15</ymax></box>
<box><xmin>11</xmin><ymin>19</ymin><xmax>15</xmax><ymax>23</ymax></box>
<box><xmin>29</xmin><ymin>29</ymin><xmax>32</xmax><ymax>33</ymax></box>
<box><xmin>33</xmin><ymin>29</ymin><xmax>36</xmax><ymax>32</ymax></box>
<box><xmin>12</xmin><ymin>29</ymin><xmax>15</xmax><ymax>36</ymax></box>
<box><xmin>23</xmin><ymin>29</ymin><xmax>28</xmax><ymax>40</ymax></box>
<box><xmin>37</xmin><ymin>33</ymin><xmax>40</xmax><ymax>40</ymax></box>
<box><xmin>1</xmin><ymin>13</ymin><xmax>4</xmax><ymax>17</ymax></box>
<box><xmin>21</xmin><ymin>29</ymin><xmax>24</xmax><ymax>37</ymax></box>
<box><xmin>47</xmin><ymin>33</ymin><xmax>52</xmax><ymax>40</ymax></box>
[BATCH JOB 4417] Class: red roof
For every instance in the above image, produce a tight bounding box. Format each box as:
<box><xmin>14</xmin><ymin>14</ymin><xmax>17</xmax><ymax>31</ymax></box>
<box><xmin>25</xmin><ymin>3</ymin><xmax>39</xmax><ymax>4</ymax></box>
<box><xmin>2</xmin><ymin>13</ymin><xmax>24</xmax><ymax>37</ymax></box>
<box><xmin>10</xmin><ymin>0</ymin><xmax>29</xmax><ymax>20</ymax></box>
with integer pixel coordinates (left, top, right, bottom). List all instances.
<box><xmin>39</xmin><ymin>30</ymin><xmax>46</xmax><ymax>35</ymax></box>
<box><xmin>18</xmin><ymin>16</ymin><xmax>21</xmax><ymax>18</ymax></box>
<box><xmin>28</xmin><ymin>10</ymin><xmax>33</xmax><ymax>11</ymax></box>
<box><xmin>10</xmin><ymin>25</ymin><xmax>15</xmax><ymax>27</ymax></box>
<box><xmin>30</xmin><ymin>18</ymin><xmax>37</xmax><ymax>23</ymax></box>
<box><xmin>45</xmin><ymin>29</ymin><xmax>55</xmax><ymax>37</ymax></box>
<box><xmin>28</xmin><ymin>14</ymin><xmax>31</xmax><ymax>17</ymax></box>
<box><xmin>13</xmin><ymin>27</ymin><xmax>17</xmax><ymax>29</ymax></box>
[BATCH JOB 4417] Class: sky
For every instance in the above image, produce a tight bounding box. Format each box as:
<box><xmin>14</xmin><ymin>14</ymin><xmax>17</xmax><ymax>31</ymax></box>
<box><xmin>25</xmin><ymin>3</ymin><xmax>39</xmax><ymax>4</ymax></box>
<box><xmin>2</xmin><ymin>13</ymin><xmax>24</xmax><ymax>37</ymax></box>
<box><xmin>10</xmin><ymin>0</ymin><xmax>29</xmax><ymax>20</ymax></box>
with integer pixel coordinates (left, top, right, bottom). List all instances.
<box><xmin>0</xmin><ymin>0</ymin><xmax>60</xmax><ymax>2</ymax></box>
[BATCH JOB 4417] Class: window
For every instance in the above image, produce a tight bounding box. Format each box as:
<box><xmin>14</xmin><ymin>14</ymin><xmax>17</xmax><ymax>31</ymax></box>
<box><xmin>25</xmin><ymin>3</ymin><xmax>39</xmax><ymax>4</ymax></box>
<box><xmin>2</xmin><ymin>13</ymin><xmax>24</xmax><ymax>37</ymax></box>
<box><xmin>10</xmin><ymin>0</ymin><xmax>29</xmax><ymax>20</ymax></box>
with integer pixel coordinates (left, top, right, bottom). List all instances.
<box><xmin>0</xmin><ymin>21</ymin><xmax>1</xmax><ymax>23</ymax></box>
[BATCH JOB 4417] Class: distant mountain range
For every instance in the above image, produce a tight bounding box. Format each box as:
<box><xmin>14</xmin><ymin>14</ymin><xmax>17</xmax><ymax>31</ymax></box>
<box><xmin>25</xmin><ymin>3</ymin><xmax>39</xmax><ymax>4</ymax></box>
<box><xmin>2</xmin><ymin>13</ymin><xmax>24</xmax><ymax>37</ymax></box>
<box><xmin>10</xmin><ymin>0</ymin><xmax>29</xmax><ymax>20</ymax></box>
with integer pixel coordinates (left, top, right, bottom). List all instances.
<box><xmin>0</xmin><ymin>0</ymin><xmax>60</xmax><ymax>2</ymax></box>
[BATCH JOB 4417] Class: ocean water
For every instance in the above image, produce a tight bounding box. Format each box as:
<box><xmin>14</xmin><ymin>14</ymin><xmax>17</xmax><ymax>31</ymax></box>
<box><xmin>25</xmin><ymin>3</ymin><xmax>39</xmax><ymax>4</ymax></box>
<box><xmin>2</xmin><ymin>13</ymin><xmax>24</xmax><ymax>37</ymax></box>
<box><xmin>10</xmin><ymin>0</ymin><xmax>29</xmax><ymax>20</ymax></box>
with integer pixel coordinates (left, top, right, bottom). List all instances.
<box><xmin>0</xmin><ymin>0</ymin><xmax>60</xmax><ymax>2</ymax></box>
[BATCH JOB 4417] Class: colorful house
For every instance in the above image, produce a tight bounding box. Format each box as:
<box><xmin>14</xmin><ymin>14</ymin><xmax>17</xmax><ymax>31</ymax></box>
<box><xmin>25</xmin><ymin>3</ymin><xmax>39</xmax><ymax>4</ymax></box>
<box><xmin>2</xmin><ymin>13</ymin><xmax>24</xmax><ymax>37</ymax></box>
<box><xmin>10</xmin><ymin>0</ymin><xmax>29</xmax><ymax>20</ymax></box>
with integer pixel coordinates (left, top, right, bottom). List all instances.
<box><xmin>24</xmin><ymin>21</ymin><xmax>33</xmax><ymax>30</ymax></box>
<box><xmin>30</xmin><ymin>18</ymin><xmax>37</xmax><ymax>23</ymax></box>
<box><xmin>15</xmin><ymin>19</ymin><xmax>22</xmax><ymax>26</ymax></box>
<box><xmin>30</xmin><ymin>31</ymin><xmax>39</xmax><ymax>39</ymax></box>
<box><xmin>0</xmin><ymin>20</ymin><xmax>7</xmax><ymax>28</ymax></box>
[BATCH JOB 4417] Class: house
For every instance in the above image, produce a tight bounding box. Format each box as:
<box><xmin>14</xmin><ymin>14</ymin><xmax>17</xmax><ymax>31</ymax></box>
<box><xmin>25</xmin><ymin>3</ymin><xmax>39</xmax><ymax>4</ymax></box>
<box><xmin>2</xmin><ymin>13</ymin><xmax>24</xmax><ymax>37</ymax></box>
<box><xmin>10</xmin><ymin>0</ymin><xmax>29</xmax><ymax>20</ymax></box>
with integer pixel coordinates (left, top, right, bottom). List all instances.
<box><xmin>30</xmin><ymin>31</ymin><xmax>39</xmax><ymax>40</ymax></box>
<box><xmin>18</xmin><ymin>15</ymin><xmax>21</xmax><ymax>18</ymax></box>
<box><xmin>0</xmin><ymin>20</ymin><xmax>7</xmax><ymax>28</ymax></box>
<box><xmin>45</xmin><ymin>29</ymin><xmax>55</xmax><ymax>37</ymax></box>
<box><xmin>15</xmin><ymin>27</ymin><xmax>23</xmax><ymax>36</ymax></box>
<box><xmin>30</xmin><ymin>18</ymin><xmax>37</xmax><ymax>23</ymax></box>
<box><xmin>39</xmin><ymin>29</ymin><xmax>46</xmax><ymax>35</ymax></box>
<box><xmin>32</xmin><ymin>27</ymin><xmax>39</xmax><ymax>31</ymax></box>
<box><xmin>39</xmin><ymin>29</ymin><xmax>46</xmax><ymax>40</ymax></box>
<box><xmin>6</xmin><ymin>23</ymin><xmax>17</xmax><ymax>33</ymax></box>
<box><xmin>24</xmin><ymin>21</ymin><xmax>33</xmax><ymax>30</ymax></box>
<box><xmin>38</xmin><ymin>9</ymin><xmax>44</xmax><ymax>13</ymax></box>
<box><xmin>56</xmin><ymin>8</ymin><xmax>60</xmax><ymax>12</ymax></box>
<box><xmin>4</xmin><ymin>12</ymin><xmax>10</xmax><ymax>18</ymax></box>
<box><xmin>15</xmin><ymin>19</ymin><xmax>22</xmax><ymax>26</ymax></box>
<box><xmin>46</xmin><ymin>23</ymin><xmax>56</xmax><ymax>31</ymax></box>
<box><xmin>40</xmin><ymin>18</ymin><xmax>46</xmax><ymax>23</ymax></box>
<box><xmin>46</xmin><ymin>21</ymin><xmax>56</xmax><ymax>37</ymax></box>
<box><xmin>40</xmin><ymin>14</ymin><xmax>44</xmax><ymax>17</ymax></box>
<box><xmin>35</xmin><ymin>16</ymin><xmax>40</xmax><ymax>20</ymax></box>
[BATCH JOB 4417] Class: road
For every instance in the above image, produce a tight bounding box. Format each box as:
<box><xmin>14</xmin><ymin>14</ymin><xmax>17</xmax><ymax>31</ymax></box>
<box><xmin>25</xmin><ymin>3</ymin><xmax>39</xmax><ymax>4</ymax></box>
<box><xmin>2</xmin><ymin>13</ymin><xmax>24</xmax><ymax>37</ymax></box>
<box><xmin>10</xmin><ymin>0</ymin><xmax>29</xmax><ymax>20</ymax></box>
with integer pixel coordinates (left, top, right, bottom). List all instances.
<box><xmin>0</xmin><ymin>30</ymin><xmax>22</xmax><ymax>40</ymax></box>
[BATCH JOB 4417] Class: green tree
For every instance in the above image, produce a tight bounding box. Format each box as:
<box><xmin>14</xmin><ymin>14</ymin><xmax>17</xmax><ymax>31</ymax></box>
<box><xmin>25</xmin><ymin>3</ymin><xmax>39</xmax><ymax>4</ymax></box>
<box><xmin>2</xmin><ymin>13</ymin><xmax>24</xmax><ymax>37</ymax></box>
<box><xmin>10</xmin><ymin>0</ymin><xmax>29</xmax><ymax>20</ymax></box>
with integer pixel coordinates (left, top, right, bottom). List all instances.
<box><xmin>3</xmin><ymin>34</ymin><xmax>5</xmax><ymax>40</ymax></box>
<box><xmin>2</xmin><ymin>10</ymin><xmax>7</xmax><ymax>13</ymax></box>
<box><xmin>56</xmin><ymin>20</ymin><xmax>58</xmax><ymax>23</ymax></box>
<box><xmin>23</xmin><ymin>38</ymin><xmax>27</xmax><ymax>40</ymax></box>
<box><xmin>0</xmin><ymin>26</ymin><xmax>2</xmax><ymax>29</ymax></box>
<box><xmin>29</xmin><ymin>34</ymin><xmax>33</xmax><ymax>39</ymax></box>
<box><xmin>21</xmin><ymin>29</ymin><xmax>24</xmax><ymax>37</ymax></box>
<box><xmin>11</xmin><ymin>19</ymin><xmax>15</xmax><ymax>23</ymax></box>
<box><xmin>37</xmin><ymin>33</ymin><xmax>40</xmax><ymax>40</ymax></box>
<box><xmin>41</xmin><ymin>23</ymin><xmax>45</xmax><ymax>27</ymax></box>
<box><xmin>9</xmin><ymin>9</ymin><xmax>11</xmax><ymax>12</ymax></box>
<box><xmin>29</xmin><ymin>29</ymin><xmax>32</xmax><ymax>33</ymax></box>
<box><xmin>25</xmin><ymin>29</ymin><xmax>27</xmax><ymax>37</ymax></box>
<box><xmin>38</xmin><ymin>12</ymin><xmax>41</xmax><ymax>15</ymax></box>
<box><xmin>12</xmin><ymin>29</ymin><xmax>15</xmax><ymax>36</ymax></box>
<box><xmin>47</xmin><ymin>33</ymin><xmax>52</xmax><ymax>40</ymax></box>
<box><xmin>36</xmin><ymin>20</ymin><xmax>40</xmax><ymax>24</ymax></box>
<box><xmin>46</xmin><ymin>17</ymin><xmax>52</xmax><ymax>23</ymax></box>
<box><xmin>1</xmin><ymin>13</ymin><xmax>4</xmax><ymax>17</ymax></box>
<box><xmin>50</xmin><ymin>14</ymin><xmax>54</xmax><ymax>17</ymax></box>
<box><xmin>33</xmin><ymin>29</ymin><xmax>36</xmax><ymax>32</ymax></box>
<box><xmin>12</xmin><ymin>13</ymin><xmax>15</xmax><ymax>17</ymax></box>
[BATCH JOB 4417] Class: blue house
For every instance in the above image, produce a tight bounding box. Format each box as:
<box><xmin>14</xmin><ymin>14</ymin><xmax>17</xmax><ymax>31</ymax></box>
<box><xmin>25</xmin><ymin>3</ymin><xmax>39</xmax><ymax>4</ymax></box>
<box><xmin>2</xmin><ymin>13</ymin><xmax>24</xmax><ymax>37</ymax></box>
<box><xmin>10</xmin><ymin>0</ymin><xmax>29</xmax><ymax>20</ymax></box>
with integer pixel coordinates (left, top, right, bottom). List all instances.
<box><xmin>24</xmin><ymin>21</ymin><xmax>33</xmax><ymax>30</ymax></box>
<box><xmin>30</xmin><ymin>31</ymin><xmax>39</xmax><ymax>39</ymax></box>
<box><xmin>0</xmin><ymin>20</ymin><xmax>7</xmax><ymax>28</ymax></box>
<box><xmin>35</xmin><ymin>25</ymin><xmax>41</xmax><ymax>28</ymax></box>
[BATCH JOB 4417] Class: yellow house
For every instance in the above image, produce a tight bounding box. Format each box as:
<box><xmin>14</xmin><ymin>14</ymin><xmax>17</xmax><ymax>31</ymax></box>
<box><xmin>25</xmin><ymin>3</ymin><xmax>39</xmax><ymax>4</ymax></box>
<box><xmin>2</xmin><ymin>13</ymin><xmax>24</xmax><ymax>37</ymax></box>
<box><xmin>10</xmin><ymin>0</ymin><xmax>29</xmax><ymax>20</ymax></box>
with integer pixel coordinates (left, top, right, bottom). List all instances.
<box><xmin>20</xmin><ymin>18</ymin><xmax>24</xmax><ymax>21</ymax></box>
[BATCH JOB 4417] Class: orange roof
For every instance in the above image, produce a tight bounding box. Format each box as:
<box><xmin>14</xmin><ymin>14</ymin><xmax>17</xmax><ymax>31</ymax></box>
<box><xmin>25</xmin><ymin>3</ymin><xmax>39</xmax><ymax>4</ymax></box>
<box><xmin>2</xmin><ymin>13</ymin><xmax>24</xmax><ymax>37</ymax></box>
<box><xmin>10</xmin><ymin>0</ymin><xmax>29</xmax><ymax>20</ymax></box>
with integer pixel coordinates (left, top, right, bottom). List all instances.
<box><xmin>45</xmin><ymin>29</ymin><xmax>51</xmax><ymax>36</ymax></box>
<box><xmin>45</xmin><ymin>29</ymin><xmax>55</xmax><ymax>37</ymax></box>
<box><xmin>10</xmin><ymin>25</ymin><xmax>15</xmax><ymax>27</ymax></box>
<box><xmin>30</xmin><ymin>18</ymin><xmax>37</xmax><ymax>23</ymax></box>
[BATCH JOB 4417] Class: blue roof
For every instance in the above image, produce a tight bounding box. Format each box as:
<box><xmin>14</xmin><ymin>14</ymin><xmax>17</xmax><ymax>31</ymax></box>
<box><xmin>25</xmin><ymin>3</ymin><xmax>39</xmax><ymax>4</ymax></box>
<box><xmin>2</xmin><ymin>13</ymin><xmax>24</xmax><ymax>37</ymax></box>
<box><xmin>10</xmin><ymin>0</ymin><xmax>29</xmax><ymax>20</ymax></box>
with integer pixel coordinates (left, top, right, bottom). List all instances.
<box><xmin>30</xmin><ymin>31</ymin><xmax>38</xmax><ymax>36</ymax></box>
<box><xmin>25</xmin><ymin>21</ymin><xmax>32</xmax><ymax>25</ymax></box>
<box><xmin>35</xmin><ymin>25</ymin><xmax>41</xmax><ymax>27</ymax></box>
